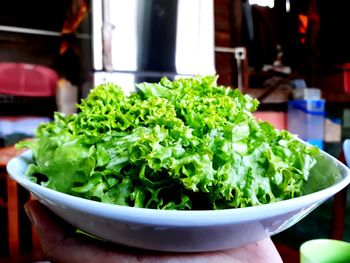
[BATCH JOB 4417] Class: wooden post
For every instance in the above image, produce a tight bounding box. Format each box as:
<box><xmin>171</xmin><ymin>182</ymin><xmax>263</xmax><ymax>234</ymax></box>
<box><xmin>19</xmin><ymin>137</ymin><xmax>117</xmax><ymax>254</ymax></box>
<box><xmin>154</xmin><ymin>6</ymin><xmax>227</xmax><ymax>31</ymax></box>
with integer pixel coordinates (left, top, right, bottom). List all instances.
<box><xmin>6</xmin><ymin>175</ymin><xmax>19</xmax><ymax>257</ymax></box>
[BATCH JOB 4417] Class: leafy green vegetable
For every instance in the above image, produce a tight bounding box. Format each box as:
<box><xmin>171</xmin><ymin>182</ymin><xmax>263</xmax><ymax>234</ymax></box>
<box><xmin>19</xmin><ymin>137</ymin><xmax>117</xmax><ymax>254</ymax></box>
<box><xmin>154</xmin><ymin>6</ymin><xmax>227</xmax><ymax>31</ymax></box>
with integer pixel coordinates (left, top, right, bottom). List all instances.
<box><xmin>17</xmin><ymin>76</ymin><xmax>335</xmax><ymax>210</ymax></box>
<box><xmin>303</xmin><ymin>153</ymin><xmax>342</xmax><ymax>195</ymax></box>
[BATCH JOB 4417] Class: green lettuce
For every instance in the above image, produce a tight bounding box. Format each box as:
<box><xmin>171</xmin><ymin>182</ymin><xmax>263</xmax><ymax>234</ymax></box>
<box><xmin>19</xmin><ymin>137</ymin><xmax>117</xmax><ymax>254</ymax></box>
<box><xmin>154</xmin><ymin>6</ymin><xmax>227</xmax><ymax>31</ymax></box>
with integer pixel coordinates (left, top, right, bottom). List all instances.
<box><xmin>18</xmin><ymin>76</ymin><xmax>334</xmax><ymax>210</ymax></box>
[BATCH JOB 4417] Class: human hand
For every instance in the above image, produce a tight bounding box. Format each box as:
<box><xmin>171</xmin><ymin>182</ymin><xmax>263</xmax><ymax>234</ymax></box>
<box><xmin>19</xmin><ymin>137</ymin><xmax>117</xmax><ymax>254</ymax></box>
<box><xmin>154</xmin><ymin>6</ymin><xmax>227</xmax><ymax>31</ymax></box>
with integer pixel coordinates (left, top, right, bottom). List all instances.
<box><xmin>25</xmin><ymin>199</ymin><xmax>282</xmax><ymax>263</ymax></box>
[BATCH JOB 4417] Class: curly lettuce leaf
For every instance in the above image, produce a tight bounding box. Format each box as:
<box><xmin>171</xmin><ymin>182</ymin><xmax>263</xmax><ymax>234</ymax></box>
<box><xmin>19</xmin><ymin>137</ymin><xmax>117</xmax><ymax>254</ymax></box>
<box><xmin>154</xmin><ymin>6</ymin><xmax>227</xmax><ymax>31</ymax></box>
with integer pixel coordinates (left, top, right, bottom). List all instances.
<box><xmin>18</xmin><ymin>76</ymin><xmax>337</xmax><ymax>210</ymax></box>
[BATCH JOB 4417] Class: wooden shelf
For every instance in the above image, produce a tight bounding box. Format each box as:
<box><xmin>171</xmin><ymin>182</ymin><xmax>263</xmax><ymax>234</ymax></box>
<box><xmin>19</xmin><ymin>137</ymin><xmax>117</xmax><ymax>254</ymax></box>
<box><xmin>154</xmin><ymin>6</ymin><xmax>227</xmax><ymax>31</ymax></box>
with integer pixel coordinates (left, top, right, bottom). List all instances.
<box><xmin>323</xmin><ymin>92</ymin><xmax>350</xmax><ymax>103</ymax></box>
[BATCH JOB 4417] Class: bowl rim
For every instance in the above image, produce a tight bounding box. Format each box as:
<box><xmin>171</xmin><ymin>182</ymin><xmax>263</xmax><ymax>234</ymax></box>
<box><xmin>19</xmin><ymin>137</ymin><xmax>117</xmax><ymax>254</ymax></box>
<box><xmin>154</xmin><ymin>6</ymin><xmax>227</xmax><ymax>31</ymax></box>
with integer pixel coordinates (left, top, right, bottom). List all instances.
<box><xmin>7</xmin><ymin>149</ymin><xmax>350</xmax><ymax>227</ymax></box>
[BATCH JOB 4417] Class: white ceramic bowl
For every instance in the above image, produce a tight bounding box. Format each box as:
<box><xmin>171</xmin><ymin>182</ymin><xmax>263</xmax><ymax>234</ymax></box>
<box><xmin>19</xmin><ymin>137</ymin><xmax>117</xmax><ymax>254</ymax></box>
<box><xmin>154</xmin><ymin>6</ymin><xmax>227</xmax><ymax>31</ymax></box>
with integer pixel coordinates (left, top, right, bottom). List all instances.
<box><xmin>7</xmin><ymin>149</ymin><xmax>350</xmax><ymax>252</ymax></box>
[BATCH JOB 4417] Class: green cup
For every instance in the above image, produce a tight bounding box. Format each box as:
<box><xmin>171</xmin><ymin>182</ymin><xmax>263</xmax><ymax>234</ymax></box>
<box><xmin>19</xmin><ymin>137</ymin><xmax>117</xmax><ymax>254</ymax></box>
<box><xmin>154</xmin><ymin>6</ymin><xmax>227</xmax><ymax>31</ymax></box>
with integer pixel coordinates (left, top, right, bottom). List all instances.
<box><xmin>300</xmin><ymin>239</ymin><xmax>350</xmax><ymax>263</ymax></box>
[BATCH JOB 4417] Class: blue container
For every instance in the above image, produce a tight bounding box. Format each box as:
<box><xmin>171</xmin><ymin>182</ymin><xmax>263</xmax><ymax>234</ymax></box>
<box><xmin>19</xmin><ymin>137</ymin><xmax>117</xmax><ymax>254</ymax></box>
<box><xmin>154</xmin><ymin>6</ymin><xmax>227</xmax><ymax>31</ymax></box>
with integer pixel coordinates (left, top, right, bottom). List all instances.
<box><xmin>287</xmin><ymin>100</ymin><xmax>325</xmax><ymax>149</ymax></box>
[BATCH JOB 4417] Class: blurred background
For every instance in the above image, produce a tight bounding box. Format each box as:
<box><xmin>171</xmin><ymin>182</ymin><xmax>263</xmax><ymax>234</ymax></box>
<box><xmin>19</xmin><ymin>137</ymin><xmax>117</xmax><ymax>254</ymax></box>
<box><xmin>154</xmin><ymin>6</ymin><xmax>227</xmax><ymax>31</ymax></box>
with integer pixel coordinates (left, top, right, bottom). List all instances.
<box><xmin>0</xmin><ymin>0</ymin><xmax>349</xmax><ymax>262</ymax></box>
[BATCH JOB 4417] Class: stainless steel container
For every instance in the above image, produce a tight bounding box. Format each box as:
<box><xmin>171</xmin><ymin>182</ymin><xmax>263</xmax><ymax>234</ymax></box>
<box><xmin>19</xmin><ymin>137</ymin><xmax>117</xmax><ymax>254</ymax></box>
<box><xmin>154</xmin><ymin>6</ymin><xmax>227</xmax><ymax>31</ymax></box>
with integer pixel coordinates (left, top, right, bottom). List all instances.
<box><xmin>92</xmin><ymin>0</ymin><xmax>215</xmax><ymax>93</ymax></box>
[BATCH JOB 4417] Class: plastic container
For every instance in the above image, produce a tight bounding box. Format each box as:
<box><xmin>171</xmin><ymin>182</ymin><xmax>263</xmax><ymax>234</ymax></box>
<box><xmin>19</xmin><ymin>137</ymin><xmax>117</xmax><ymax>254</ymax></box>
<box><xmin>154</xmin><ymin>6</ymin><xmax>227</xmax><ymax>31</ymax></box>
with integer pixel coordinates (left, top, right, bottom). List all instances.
<box><xmin>344</xmin><ymin>139</ymin><xmax>350</xmax><ymax>167</ymax></box>
<box><xmin>300</xmin><ymin>239</ymin><xmax>350</xmax><ymax>263</ymax></box>
<box><xmin>287</xmin><ymin>99</ymin><xmax>325</xmax><ymax>149</ymax></box>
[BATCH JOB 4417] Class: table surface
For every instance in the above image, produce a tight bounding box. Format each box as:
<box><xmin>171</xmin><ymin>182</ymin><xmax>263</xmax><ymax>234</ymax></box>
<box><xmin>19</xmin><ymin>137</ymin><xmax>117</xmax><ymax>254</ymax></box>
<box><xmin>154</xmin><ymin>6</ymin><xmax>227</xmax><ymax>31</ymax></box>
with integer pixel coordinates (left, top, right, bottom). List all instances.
<box><xmin>0</xmin><ymin>144</ymin><xmax>26</xmax><ymax>168</ymax></box>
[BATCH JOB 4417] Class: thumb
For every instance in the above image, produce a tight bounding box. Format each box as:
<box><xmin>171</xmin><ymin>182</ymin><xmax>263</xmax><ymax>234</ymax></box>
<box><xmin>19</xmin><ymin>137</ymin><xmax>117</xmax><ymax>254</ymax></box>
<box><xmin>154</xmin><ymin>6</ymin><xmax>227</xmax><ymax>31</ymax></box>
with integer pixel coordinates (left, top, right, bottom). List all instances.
<box><xmin>24</xmin><ymin>199</ymin><xmax>72</xmax><ymax>253</ymax></box>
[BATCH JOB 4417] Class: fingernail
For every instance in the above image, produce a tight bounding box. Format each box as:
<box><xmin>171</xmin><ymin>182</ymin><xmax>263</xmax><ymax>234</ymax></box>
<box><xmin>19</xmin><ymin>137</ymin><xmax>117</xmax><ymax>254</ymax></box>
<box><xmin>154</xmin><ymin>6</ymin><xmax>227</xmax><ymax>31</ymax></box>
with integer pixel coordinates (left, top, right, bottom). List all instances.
<box><xmin>24</xmin><ymin>204</ymin><xmax>36</xmax><ymax>225</ymax></box>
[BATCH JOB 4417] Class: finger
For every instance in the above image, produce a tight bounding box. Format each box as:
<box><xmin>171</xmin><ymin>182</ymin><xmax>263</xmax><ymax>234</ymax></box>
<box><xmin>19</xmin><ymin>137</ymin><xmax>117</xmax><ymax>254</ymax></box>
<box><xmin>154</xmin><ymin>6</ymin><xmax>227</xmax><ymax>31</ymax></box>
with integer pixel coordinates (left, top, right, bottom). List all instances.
<box><xmin>24</xmin><ymin>199</ymin><xmax>139</xmax><ymax>263</ymax></box>
<box><xmin>223</xmin><ymin>238</ymin><xmax>283</xmax><ymax>263</ymax></box>
<box><xmin>23</xmin><ymin>200</ymin><xmax>228</xmax><ymax>263</ymax></box>
<box><xmin>24</xmin><ymin>199</ymin><xmax>73</xmax><ymax>253</ymax></box>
